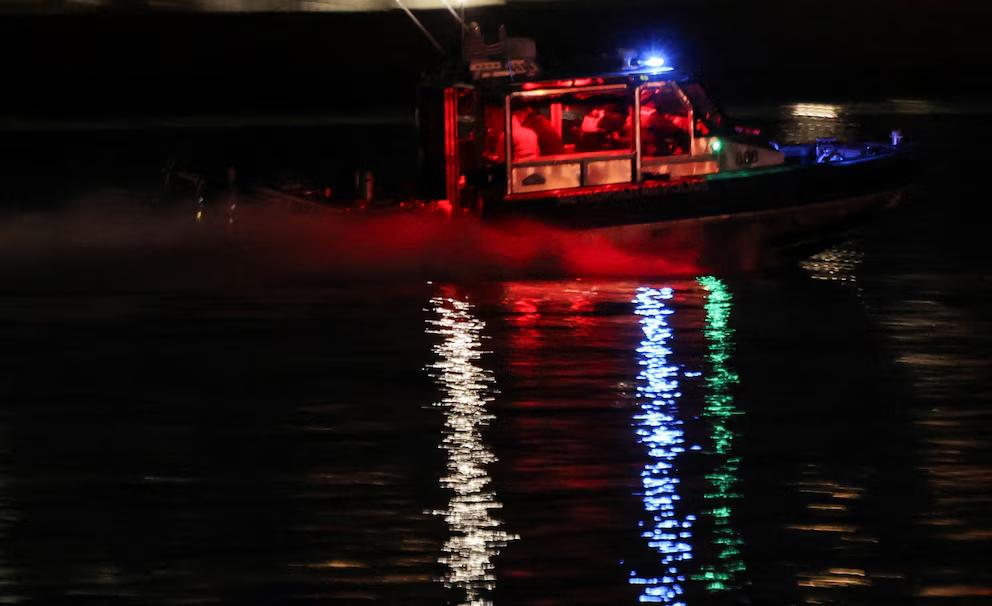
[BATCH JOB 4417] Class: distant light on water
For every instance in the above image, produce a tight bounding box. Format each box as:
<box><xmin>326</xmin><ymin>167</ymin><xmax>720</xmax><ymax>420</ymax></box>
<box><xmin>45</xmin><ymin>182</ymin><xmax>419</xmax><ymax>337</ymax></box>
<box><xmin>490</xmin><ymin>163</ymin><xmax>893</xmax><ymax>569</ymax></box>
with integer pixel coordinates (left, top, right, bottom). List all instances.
<box><xmin>427</xmin><ymin>293</ymin><xmax>517</xmax><ymax>605</ymax></box>
<box><xmin>790</xmin><ymin>103</ymin><xmax>841</xmax><ymax>119</ymax></box>
<box><xmin>800</xmin><ymin>241</ymin><xmax>864</xmax><ymax>283</ymax></box>
<box><xmin>782</xmin><ymin>102</ymin><xmax>849</xmax><ymax>143</ymax></box>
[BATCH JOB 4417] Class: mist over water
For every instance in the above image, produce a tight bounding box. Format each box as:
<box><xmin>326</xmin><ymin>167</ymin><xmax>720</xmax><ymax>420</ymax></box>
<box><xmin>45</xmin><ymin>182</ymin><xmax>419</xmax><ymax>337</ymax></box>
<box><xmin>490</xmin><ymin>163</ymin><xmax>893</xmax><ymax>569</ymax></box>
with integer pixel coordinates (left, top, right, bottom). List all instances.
<box><xmin>0</xmin><ymin>98</ymin><xmax>960</xmax><ymax>290</ymax></box>
<box><xmin>0</xmin><ymin>196</ymin><xmax>700</xmax><ymax>293</ymax></box>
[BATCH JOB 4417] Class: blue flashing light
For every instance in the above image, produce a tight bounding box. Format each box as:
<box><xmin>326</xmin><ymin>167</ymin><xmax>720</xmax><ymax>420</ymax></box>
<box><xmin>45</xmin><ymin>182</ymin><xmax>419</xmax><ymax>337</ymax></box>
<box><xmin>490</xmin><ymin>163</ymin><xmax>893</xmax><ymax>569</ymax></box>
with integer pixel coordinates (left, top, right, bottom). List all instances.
<box><xmin>642</xmin><ymin>55</ymin><xmax>666</xmax><ymax>68</ymax></box>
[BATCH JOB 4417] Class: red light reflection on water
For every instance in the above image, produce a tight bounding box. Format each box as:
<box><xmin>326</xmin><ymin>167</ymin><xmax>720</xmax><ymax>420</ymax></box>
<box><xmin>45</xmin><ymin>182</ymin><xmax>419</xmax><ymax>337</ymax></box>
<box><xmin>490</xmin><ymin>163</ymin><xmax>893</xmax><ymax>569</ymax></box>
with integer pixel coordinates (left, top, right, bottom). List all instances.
<box><xmin>500</xmin><ymin>282</ymin><xmax>640</xmax><ymax>484</ymax></box>
<box><xmin>494</xmin><ymin>281</ymin><xmax>648</xmax><ymax>602</ymax></box>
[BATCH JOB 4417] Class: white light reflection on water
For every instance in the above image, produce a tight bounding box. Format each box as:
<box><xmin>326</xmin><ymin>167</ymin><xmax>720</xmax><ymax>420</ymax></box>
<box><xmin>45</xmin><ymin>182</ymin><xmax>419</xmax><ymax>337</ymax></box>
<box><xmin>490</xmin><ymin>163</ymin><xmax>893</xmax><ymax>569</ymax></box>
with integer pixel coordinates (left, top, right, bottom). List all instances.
<box><xmin>427</xmin><ymin>294</ymin><xmax>516</xmax><ymax>606</ymax></box>
<box><xmin>873</xmin><ymin>280</ymin><xmax>992</xmax><ymax>598</ymax></box>
<box><xmin>628</xmin><ymin>287</ymin><xmax>694</xmax><ymax>605</ymax></box>
<box><xmin>788</xmin><ymin>469</ymin><xmax>877</xmax><ymax>598</ymax></box>
<box><xmin>800</xmin><ymin>240</ymin><xmax>865</xmax><ymax>284</ymax></box>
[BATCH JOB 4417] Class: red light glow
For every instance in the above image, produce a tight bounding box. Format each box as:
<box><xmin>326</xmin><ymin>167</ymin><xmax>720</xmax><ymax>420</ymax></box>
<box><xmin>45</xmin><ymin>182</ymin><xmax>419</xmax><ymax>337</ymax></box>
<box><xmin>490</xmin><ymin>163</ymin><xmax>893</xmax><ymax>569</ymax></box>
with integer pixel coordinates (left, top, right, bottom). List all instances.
<box><xmin>504</xmin><ymin>176</ymin><xmax>707</xmax><ymax>202</ymax></box>
<box><xmin>520</xmin><ymin>77</ymin><xmax>605</xmax><ymax>91</ymax></box>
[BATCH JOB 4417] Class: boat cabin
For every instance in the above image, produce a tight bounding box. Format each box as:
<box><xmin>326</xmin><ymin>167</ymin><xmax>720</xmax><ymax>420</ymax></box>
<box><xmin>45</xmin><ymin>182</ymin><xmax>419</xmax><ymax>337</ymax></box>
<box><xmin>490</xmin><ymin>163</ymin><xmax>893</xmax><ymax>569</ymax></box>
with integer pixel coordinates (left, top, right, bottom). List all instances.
<box><xmin>419</xmin><ymin>67</ymin><xmax>783</xmax><ymax>210</ymax></box>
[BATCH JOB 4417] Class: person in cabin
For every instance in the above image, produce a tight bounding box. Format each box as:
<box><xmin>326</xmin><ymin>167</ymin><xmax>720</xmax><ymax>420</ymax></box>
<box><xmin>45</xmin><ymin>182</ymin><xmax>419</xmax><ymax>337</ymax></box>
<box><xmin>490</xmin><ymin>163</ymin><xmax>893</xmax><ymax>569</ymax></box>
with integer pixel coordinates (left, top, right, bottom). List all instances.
<box><xmin>695</xmin><ymin>118</ymin><xmax>711</xmax><ymax>137</ymax></box>
<box><xmin>576</xmin><ymin>102</ymin><xmax>629</xmax><ymax>151</ymax></box>
<box><xmin>656</xmin><ymin>113</ymin><xmax>690</xmax><ymax>155</ymax></box>
<box><xmin>511</xmin><ymin>108</ymin><xmax>540</xmax><ymax>161</ymax></box>
<box><xmin>639</xmin><ymin>96</ymin><xmax>690</xmax><ymax>156</ymax></box>
<box><xmin>522</xmin><ymin>108</ymin><xmax>564</xmax><ymax>156</ymax></box>
<box><xmin>577</xmin><ymin>107</ymin><xmax>607</xmax><ymax>151</ymax></box>
<box><xmin>492</xmin><ymin>108</ymin><xmax>540</xmax><ymax>162</ymax></box>
<box><xmin>598</xmin><ymin>103</ymin><xmax>629</xmax><ymax>149</ymax></box>
<box><xmin>634</xmin><ymin>102</ymin><xmax>659</xmax><ymax>156</ymax></box>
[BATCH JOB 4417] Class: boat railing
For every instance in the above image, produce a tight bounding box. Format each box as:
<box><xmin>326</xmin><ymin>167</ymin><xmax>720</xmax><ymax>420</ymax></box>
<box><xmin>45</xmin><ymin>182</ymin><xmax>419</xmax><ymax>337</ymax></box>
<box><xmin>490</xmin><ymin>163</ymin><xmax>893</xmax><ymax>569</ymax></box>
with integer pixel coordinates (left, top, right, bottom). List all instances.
<box><xmin>499</xmin><ymin>80</ymin><xmax>727</xmax><ymax>195</ymax></box>
<box><xmin>509</xmin><ymin>150</ymin><xmax>636</xmax><ymax>194</ymax></box>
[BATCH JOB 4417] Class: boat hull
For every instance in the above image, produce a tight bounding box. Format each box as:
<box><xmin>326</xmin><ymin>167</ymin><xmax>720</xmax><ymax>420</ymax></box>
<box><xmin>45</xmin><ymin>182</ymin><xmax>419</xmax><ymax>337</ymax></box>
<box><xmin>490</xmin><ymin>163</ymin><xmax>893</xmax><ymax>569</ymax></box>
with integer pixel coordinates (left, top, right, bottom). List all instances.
<box><xmin>485</xmin><ymin>148</ymin><xmax>913</xmax><ymax>270</ymax></box>
<box><xmin>584</xmin><ymin>187</ymin><xmax>905</xmax><ymax>272</ymax></box>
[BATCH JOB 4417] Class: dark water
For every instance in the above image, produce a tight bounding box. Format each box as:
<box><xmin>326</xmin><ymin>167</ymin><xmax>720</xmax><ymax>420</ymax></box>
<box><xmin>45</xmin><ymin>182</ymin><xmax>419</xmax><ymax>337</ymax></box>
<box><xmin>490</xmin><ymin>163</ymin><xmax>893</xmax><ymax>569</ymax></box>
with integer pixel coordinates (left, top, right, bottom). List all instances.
<box><xmin>1</xmin><ymin>104</ymin><xmax>991</xmax><ymax>604</ymax></box>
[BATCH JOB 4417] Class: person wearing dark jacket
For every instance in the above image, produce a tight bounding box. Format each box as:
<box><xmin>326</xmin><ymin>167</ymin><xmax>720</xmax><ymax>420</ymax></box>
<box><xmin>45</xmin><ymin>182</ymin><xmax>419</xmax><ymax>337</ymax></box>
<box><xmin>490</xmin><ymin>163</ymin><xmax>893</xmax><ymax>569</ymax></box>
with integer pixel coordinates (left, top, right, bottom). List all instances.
<box><xmin>522</xmin><ymin>110</ymin><xmax>565</xmax><ymax>156</ymax></box>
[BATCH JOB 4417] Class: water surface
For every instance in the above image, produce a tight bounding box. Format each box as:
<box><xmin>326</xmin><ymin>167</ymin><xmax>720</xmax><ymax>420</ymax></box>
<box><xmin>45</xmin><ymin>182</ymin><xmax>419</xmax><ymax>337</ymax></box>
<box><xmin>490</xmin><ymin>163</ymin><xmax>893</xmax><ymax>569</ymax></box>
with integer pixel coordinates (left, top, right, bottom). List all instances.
<box><xmin>0</xmin><ymin>103</ymin><xmax>990</xmax><ymax>604</ymax></box>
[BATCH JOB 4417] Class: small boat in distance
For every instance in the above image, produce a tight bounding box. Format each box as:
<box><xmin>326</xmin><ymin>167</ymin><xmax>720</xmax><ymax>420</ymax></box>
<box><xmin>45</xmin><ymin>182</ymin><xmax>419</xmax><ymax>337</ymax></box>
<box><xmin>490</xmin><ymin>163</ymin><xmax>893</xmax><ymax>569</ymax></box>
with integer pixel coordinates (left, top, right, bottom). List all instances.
<box><xmin>416</xmin><ymin>27</ymin><xmax>913</xmax><ymax>268</ymax></box>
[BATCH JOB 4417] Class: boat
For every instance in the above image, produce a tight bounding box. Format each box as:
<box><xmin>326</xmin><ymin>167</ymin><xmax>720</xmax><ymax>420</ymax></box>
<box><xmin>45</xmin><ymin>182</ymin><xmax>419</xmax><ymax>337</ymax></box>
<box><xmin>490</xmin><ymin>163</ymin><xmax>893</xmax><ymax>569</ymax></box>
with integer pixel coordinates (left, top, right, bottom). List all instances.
<box><xmin>163</xmin><ymin>25</ymin><xmax>913</xmax><ymax>270</ymax></box>
<box><xmin>415</xmin><ymin>27</ymin><xmax>913</xmax><ymax>268</ymax></box>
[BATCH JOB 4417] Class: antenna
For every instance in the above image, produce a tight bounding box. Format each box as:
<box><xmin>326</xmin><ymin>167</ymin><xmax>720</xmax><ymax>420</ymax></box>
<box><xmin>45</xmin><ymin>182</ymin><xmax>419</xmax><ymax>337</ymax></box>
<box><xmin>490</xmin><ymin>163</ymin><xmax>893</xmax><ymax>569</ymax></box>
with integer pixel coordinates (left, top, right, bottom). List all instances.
<box><xmin>394</xmin><ymin>0</ymin><xmax>444</xmax><ymax>54</ymax></box>
<box><xmin>439</xmin><ymin>0</ymin><xmax>466</xmax><ymax>30</ymax></box>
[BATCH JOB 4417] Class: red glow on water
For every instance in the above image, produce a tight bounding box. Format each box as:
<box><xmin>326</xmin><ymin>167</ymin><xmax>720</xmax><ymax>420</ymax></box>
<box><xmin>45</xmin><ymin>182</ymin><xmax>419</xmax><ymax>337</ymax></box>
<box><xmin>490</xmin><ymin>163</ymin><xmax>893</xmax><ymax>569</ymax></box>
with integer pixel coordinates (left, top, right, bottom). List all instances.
<box><xmin>496</xmin><ymin>279</ymin><xmax>643</xmax><ymax>584</ymax></box>
<box><xmin>435</xmin><ymin>199</ymin><xmax>453</xmax><ymax>215</ymax></box>
<box><xmin>512</xmin><ymin>298</ymin><xmax>540</xmax><ymax>315</ymax></box>
<box><xmin>0</xmin><ymin>199</ymin><xmax>700</xmax><ymax>291</ymax></box>
<box><xmin>503</xmin><ymin>281</ymin><xmax>604</xmax><ymax>338</ymax></box>
<box><xmin>247</xmin><ymin>211</ymin><xmax>700</xmax><ymax>280</ymax></box>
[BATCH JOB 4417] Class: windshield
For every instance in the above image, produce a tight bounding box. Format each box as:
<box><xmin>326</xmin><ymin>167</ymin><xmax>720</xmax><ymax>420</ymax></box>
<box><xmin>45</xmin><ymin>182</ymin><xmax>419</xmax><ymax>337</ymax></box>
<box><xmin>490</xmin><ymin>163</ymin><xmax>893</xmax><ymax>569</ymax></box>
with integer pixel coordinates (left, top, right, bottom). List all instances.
<box><xmin>680</xmin><ymin>82</ymin><xmax>726</xmax><ymax>136</ymax></box>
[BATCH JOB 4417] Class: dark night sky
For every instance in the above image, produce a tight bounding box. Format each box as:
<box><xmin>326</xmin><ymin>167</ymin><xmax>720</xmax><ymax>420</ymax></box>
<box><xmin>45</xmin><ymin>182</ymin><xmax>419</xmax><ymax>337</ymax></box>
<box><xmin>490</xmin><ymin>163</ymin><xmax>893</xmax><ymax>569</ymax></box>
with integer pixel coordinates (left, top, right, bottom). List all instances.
<box><xmin>1</xmin><ymin>0</ymin><xmax>989</xmax><ymax>119</ymax></box>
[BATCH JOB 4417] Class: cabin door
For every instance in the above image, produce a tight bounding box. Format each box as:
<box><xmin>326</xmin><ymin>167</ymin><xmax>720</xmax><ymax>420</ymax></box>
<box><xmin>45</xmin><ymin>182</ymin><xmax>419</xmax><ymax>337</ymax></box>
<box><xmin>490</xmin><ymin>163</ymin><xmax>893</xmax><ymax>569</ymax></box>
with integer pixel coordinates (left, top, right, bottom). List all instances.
<box><xmin>442</xmin><ymin>85</ymin><xmax>483</xmax><ymax>211</ymax></box>
<box><xmin>637</xmin><ymin>82</ymin><xmax>720</xmax><ymax>179</ymax></box>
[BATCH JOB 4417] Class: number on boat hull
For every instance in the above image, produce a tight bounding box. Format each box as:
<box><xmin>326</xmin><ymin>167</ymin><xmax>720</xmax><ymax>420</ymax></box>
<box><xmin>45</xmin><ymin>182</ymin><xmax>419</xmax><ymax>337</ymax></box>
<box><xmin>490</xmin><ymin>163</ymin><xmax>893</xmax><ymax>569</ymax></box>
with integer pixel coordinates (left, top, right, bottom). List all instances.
<box><xmin>735</xmin><ymin>149</ymin><xmax>759</xmax><ymax>167</ymax></box>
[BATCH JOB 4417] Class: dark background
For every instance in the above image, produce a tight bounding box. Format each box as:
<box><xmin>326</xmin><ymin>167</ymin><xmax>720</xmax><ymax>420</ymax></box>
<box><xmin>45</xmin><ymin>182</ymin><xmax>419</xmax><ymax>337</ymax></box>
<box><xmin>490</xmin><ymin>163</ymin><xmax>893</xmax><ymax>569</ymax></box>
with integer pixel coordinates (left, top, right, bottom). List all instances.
<box><xmin>0</xmin><ymin>1</ymin><xmax>988</xmax><ymax>207</ymax></box>
<box><xmin>1</xmin><ymin>0</ymin><xmax>990</xmax><ymax>119</ymax></box>
<box><xmin>1</xmin><ymin>5</ymin><xmax>991</xmax><ymax>605</ymax></box>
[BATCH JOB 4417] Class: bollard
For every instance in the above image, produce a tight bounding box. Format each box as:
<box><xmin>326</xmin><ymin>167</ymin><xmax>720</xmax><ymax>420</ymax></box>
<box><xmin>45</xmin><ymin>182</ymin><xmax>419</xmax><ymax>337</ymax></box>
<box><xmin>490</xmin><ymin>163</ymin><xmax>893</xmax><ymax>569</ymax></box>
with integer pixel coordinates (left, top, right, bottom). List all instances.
<box><xmin>355</xmin><ymin>170</ymin><xmax>374</xmax><ymax>202</ymax></box>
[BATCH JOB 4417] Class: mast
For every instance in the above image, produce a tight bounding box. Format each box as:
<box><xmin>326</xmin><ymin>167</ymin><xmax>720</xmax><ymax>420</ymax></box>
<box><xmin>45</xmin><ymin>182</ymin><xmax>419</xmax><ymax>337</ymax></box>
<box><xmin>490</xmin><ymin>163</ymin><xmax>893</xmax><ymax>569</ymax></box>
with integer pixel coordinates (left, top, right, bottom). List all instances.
<box><xmin>394</xmin><ymin>0</ymin><xmax>444</xmax><ymax>54</ymax></box>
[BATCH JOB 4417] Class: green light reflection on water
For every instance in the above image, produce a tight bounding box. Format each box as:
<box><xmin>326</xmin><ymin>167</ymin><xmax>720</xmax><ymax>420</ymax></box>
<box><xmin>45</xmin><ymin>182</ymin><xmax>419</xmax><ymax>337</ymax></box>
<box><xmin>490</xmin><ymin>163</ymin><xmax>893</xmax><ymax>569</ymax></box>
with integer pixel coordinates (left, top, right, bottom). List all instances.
<box><xmin>692</xmin><ymin>276</ymin><xmax>747</xmax><ymax>592</ymax></box>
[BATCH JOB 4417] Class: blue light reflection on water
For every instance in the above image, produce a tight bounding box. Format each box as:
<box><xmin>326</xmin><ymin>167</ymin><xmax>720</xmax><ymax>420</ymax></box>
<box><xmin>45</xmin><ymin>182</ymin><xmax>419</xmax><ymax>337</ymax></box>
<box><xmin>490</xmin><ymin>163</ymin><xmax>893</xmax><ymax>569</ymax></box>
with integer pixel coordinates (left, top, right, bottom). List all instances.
<box><xmin>629</xmin><ymin>287</ymin><xmax>694</xmax><ymax>605</ymax></box>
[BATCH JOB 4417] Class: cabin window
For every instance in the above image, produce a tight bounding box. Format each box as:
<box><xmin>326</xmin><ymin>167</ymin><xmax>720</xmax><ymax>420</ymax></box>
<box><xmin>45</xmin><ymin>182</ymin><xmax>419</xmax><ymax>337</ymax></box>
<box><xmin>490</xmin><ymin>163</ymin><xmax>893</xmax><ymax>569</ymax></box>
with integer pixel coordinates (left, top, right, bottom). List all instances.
<box><xmin>639</xmin><ymin>83</ymin><xmax>692</xmax><ymax>157</ymax></box>
<box><xmin>509</xmin><ymin>89</ymin><xmax>633</xmax><ymax>161</ymax></box>
<box><xmin>506</xmin><ymin>85</ymin><xmax>636</xmax><ymax>194</ymax></box>
<box><xmin>680</xmin><ymin>82</ymin><xmax>725</xmax><ymax>136</ymax></box>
